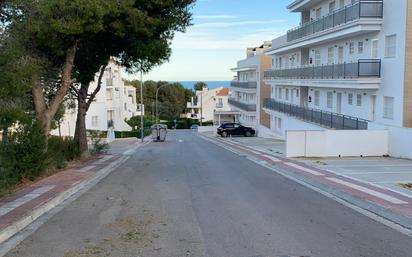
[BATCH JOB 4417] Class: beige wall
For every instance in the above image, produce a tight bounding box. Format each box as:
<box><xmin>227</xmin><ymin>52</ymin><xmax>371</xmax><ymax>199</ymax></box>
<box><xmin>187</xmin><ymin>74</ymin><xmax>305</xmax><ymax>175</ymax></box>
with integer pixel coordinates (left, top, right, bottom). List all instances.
<box><xmin>404</xmin><ymin>0</ymin><xmax>412</xmax><ymax>127</ymax></box>
<box><xmin>259</xmin><ymin>55</ymin><xmax>272</xmax><ymax>129</ymax></box>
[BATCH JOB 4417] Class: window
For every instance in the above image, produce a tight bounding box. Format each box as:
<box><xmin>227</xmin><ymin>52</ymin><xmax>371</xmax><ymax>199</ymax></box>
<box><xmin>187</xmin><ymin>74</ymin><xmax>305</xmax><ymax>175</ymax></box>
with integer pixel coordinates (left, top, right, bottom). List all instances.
<box><xmin>329</xmin><ymin>1</ymin><xmax>336</xmax><ymax>13</ymax></box>
<box><xmin>385</xmin><ymin>35</ymin><xmax>397</xmax><ymax>58</ymax></box>
<box><xmin>327</xmin><ymin>47</ymin><xmax>335</xmax><ymax>64</ymax></box>
<box><xmin>348</xmin><ymin>93</ymin><xmax>353</xmax><ymax>105</ymax></box>
<box><xmin>339</xmin><ymin>0</ymin><xmax>345</xmax><ymax>8</ymax></box>
<box><xmin>92</xmin><ymin>116</ymin><xmax>98</xmax><ymax>128</ymax></box>
<box><xmin>327</xmin><ymin>92</ymin><xmax>333</xmax><ymax>108</ymax></box>
<box><xmin>285</xmin><ymin>89</ymin><xmax>289</xmax><ymax>101</ymax></box>
<box><xmin>338</xmin><ymin>46</ymin><xmax>344</xmax><ymax>63</ymax></box>
<box><xmin>356</xmin><ymin>94</ymin><xmax>362</xmax><ymax>106</ymax></box>
<box><xmin>314</xmin><ymin>91</ymin><xmax>320</xmax><ymax>106</ymax></box>
<box><xmin>296</xmin><ymin>89</ymin><xmax>299</xmax><ymax>97</ymax></box>
<box><xmin>315</xmin><ymin>7</ymin><xmax>322</xmax><ymax>19</ymax></box>
<box><xmin>124</xmin><ymin>102</ymin><xmax>127</xmax><ymax>111</ymax></box>
<box><xmin>106</xmin><ymin>89</ymin><xmax>113</xmax><ymax>100</ymax></box>
<box><xmin>274</xmin><ymin>87</ymin><xmax>278</xmax><ymax>98</ymax></box>
<box><xmin>358</xmin><ymin>42</ymin><xmax>364</xmax><ymax>54</ymax></box>
<box><xmin>277</xmin><ymin>118</ymin><xmax>282</xmax><ymax>129</ymax></box>
<box><xmin>279</xmin><ymin>57</ymin><xmax>282</xmax><ymax>68</ymax></box>
<box><xmin>372</xmin><ymin>39</ymin><xmax>379</xmax><ymax>58</ymax></box>
<box><xmin>106</xmin><ymin>78</ymin><xmax>113</xmax><ymax>87</ymax></box>
<box><xmin>218</xmin><ymin>98</ymin><xmax>223</xmax><ymax>106</ymax></box>
<box><xmin>314</xmin><ymin>49</ymin><xmax>321</xmax><ymax>65</ymax></box>
<box><xmin>279</xmin><ymin>88</ymin><xmax>282</xmax><ymax>99</ymax></box>
<box><xmin>349</xmin><ymin>42</ymin><xmax>355</xmax><ymax>55</ymax></box>
<box><xmin>383</xmin><ymin>96</ymin><xmax>394</xmax><ymax>119</ymax></box>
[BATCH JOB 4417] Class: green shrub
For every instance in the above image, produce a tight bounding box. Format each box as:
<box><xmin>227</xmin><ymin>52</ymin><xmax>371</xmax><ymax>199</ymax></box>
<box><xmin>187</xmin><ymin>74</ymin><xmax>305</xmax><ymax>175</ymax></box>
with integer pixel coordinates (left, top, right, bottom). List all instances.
<box><xmin>89</xmin><ymin>130</ymin><xmax>109</xmax><ymax>155</ymax></box>
<box><xmin>47</xmin><ymin>136</ymin><xmax>80</xmax><ymax>169</ymax></box>
<box><xmin>115</xmin><ymin>129</ymin><xmax>151</xmax><ymax>139</ymax></box>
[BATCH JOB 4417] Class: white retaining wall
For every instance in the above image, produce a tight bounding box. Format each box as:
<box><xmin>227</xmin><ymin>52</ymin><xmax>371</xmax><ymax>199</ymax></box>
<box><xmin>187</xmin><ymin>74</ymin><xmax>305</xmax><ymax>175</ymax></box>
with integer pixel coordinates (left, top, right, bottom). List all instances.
<box><xmin>286</xmin><ymin>130</ymin><xmax>389</xmax><ymax>158</ymax></box>
<box><xmin>388</xmin><ymin>127</ymin><xmax>412</xmax><ymax>159</ymax></box>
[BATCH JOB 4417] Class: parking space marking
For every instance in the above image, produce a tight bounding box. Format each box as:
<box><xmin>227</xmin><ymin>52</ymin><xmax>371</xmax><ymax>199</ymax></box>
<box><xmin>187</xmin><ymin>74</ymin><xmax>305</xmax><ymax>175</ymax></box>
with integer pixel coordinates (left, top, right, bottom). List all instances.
<box><xmin>326</xmin><ymin>177</ymin><xmax>408</xmax><ymax>205</ymax></box>
<box><xmin>284</xmin><ymin>162</ymin><xmax>324</xmax><ymax>176</ymax></box>
<box><xmin>264</xmin><ymin>155</ymin><xmax>282</xmax><ymax>163</ymax></box>
<box><xmin>343</xmin><ymin>171</ymin><xmax>412</xmax><ymax>175</ymax></box>
<box><xmin>0</xmin><ymin>186</ymin><xmax>55</xmax><ymax>217</ymax></box>
<box><xmin>94</xmin><ymin>155</ymin><xmax>113</xmax><ymax>164</ymax></box>
<box><xmin>78</xmin><ymin>165</ymin><xmax>96</xmax><ymax>172</ymax></box>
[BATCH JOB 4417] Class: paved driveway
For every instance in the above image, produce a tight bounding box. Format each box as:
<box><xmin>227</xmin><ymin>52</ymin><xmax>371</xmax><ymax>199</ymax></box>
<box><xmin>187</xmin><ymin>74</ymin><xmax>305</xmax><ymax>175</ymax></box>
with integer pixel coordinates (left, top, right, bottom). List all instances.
<box><xmin>304</xmin><ymin>157</ymin><xmax>412</xmax><ymax>197</ymax></box>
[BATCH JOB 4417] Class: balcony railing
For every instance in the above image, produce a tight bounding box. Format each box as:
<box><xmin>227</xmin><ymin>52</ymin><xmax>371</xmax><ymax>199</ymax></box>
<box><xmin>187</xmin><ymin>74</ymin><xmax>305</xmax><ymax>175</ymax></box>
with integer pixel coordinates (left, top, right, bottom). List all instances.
<box><xmin>216</xmin><ymin>103</ymin><xmax>224</xmax><ymax>108</ymax></box>
<box><xmin>264</xmin><ymin>98</ymin><xmax>368</xmax><ymax>130</ymax></box>
<box><xmin>230</xmin><ymin>81</ymin><xmax>257</xmax><ymax>89</ymax></box>
<box><xmin>287</xmin><ymin>0</ymin><xmax>384</xmax><ymax>42</ymax></box>
<box><xmin>228</xmin><ymin>98</ymin><xmax>256</xmax><ymax>112</ymax></box>
<box><xmin>264</xmin><ymin>59</ymin><xmax>381</xmax><ymax>80</ymax></box>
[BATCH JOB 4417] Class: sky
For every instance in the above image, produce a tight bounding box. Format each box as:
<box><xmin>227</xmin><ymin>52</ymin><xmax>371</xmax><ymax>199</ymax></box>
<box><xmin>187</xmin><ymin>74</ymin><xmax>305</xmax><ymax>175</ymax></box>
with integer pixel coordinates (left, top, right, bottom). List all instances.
<box><xmin>127</xmin><ymin>0</ymin><xmax>300</xmax><ymax>82</ymax></box>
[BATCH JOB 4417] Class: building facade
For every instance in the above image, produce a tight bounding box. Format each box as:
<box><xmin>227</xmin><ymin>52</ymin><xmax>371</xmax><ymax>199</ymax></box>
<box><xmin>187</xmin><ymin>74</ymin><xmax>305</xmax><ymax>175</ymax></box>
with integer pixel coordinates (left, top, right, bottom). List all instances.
<box><xmin>186</xmin><ymin>86</ymin><xmax>231</xmax><ymax>122</ymax></box>
<box><xmin>263</xmin><ymin>0</ymin><xmax>412</xmax><ymax>138</ymax></box>
<box><xmin>230</xmin><ymin>42</ymin><xmax>274</xmax><ymax>137</ymax></box>
<box><xmin>54</xmin><ymin>60</ymin><xmax>139</xmax><ymax>136</ymax></box>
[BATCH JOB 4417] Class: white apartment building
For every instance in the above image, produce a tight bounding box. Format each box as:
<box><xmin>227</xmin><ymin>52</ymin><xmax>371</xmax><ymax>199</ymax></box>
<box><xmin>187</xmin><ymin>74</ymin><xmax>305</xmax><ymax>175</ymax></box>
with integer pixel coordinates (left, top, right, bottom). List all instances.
<box><xmin>263</xmin><ymin>0</ymin><xmax>412</xmax><ymax>139</ymax></box>
<box><xmin>55</xmin><ymin>60</ymin><xmax>138</xmax><ymax>136</ymax></box>
<box><xmin>230</xmin><ymin>42</ymin><xmax>273</xmax><ymax>136</ymax></box>
<box><xmin>187</xmin><ymin>86</ymin><xmax>231</xmax><ymax>122</ymax></box>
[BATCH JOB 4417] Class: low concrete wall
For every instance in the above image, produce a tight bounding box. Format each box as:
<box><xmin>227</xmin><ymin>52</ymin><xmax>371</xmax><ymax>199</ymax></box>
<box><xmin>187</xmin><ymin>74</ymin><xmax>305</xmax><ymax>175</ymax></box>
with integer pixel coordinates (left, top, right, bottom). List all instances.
<box><xmin>388</xmin><ymin>126</ymin><xmax>412</xmax><ymax>159</ymax></box>
<box><xmin>286</xmin><ymin>130</ymin><xmax>389</xmax><ymax>158</ymax></box>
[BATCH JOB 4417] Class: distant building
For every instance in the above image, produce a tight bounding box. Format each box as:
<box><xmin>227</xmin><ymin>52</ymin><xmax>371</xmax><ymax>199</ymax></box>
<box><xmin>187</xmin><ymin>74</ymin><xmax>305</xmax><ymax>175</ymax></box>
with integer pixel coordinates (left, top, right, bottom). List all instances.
<box><xmin>229</xmin><ymin>41</ymin><xmax>273</xmax><ymax>137</ymax></box>
<box><xmin>186</xmin><ymin>86</ymin><xmax>232</xmax><ymax>122</ymax></box>
<box><xmin>54</xmin><ymin>60</ymin><xmax>138</xmax><ymax>136</ymax></box>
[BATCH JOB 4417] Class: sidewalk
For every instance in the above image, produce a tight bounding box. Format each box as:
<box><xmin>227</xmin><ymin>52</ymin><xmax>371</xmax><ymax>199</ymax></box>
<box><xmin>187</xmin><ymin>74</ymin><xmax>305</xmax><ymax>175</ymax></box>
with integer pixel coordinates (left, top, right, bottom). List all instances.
<box><xmin>198</xmin><ymin>132</ymin><xmax>412</xmax><ymax>231</ymax></box>
<box><xmin>0</xmin><ymin>138</ymin><xmax>150</xmax><ymax>246</ymax></box>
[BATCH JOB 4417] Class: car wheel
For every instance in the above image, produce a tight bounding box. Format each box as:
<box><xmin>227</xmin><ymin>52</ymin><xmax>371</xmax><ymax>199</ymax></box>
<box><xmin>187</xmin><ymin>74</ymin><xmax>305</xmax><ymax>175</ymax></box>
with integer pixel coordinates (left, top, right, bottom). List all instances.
<box><xmin>222</xmin><ymin>131</ymin><xmax>228</xmax><ymax>137</ymax></box>
<box><xmin>245</xmin><ymin>131</ymin><xmax>252</xmax><ymax>137</ymax></box>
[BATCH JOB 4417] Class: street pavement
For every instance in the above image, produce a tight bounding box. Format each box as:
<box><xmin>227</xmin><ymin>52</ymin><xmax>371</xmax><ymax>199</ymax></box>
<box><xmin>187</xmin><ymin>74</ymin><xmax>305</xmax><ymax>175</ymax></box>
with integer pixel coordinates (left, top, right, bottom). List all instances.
<box><xmin>3</xmin><ymin>131</ymin><xmax>412</xmax><ymax>257</ymax></box>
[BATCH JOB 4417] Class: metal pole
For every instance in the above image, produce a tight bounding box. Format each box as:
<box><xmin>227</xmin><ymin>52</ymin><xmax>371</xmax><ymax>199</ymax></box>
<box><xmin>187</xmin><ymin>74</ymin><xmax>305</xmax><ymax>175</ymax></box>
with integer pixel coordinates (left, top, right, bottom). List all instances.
<box><xmin>200</xmin><ymin>91</ymin><xmax>203</xmax><ymax>126</ymax></box>
<box><xmin>140</xmin><ymin>64</ymin><xmax>144</xmax><ymax>143</ymax></box>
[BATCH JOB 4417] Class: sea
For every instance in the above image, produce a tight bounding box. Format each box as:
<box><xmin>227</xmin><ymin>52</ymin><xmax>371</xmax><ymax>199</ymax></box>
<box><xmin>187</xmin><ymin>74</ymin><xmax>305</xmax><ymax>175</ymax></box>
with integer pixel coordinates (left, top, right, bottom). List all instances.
<box><xmin>172</xmin><ymin>81</ymin><xmax>230</xmax><ymax>90</ymax></box>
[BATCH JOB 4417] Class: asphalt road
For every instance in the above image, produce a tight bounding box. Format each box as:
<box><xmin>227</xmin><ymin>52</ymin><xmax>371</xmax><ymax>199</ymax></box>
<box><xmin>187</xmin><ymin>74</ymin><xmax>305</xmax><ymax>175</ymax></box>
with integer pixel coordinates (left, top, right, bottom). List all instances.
<box><xmin>5</xmin><ymin>131</ymin><xmax>412</xmax><ymax>257</ymax></box>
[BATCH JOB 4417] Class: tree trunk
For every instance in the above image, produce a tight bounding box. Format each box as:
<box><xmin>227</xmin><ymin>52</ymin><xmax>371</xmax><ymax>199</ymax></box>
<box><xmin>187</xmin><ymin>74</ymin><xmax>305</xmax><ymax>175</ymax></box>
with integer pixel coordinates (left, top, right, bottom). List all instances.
<box><xmin>74</xmin><ymin>84</ymin><xmax>89</xmax><ymax>158</ymax></box>
<box><xmin>31</xmin><ymin>42</ymin><xmax>77</xmax><ymax>138</ymax></box>
<box><xmin>2</xmin><ymin>127</ymin><xmax>8</xmax><ymax>144</ymax></box>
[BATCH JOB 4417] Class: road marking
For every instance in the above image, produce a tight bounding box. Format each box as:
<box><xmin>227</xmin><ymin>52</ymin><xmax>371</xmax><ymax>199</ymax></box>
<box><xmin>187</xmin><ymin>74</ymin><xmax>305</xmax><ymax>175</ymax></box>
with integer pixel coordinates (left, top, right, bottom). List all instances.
<box><xmin>326</xmin><ymin>177</ymin><xmax>408</xmax><ymax>205</ymax></box>
<box><xmin>284</xmin><ymin>162</ymin><xmax>324</xmax><ymax>176</ymax></box>
<box><xmin>342</xmin><ymin>171</ymin><xmax>412</xmax><ymax>175</ymax></box>
<box><xmin>94</xmin><ymin>155</ymin><xmax>113</xmax><ymax>164</ymax></box>
<box><xmin>0</xmin><ymin>186</ymin><xmax>55</xmax><ymax>217</ymax></box>
<box><xmin>123</xmin><ymin>148</ymin><xmax>136</xmax><ymax>156</ymax></box>
<box><xmin>78</xmin><ymin>165</ymin><xmax>95</xmax><ymax>172</ymax></box>
<box><xmin>263</xmin><ymin>155</ymin><xmax>281</xmax><ymax>163</ymax></box>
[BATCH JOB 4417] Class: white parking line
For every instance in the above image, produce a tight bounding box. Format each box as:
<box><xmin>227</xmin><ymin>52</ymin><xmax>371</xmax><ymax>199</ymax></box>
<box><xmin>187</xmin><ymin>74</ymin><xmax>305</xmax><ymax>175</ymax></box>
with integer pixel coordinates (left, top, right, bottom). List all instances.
<box><xmin>263</xmin><ymin>155</ymin><xmax>282</xmax><ymax>163</ymax></box>
<box><xmin>94</xmin><ymin>155</ymin><xmax>113</xmax><ymax>164</ymax></box>
<box><xmin>0</xmin><ymin>186</ymin><xmax>55</xmax><ymax>217</ymax></box>
<box><xmin>326</xmin><ymin>177</ymin><xmax>408</xmax><ymax>205</ymax></box>
<box><xmin>284</xmin><ymin>162</ymin><xmax>324</xmax><ymax>176</ymax></box>
<box><xmin>78</xmin><ymin>165</ymin><xmax>95</xmax><ymax>172</ymax></box>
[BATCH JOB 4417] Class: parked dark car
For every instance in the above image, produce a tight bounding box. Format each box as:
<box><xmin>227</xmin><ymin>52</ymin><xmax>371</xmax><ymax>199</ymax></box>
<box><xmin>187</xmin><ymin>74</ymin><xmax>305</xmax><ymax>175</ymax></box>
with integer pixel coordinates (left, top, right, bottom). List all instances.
<box><xmin>217</xmin><ymin>123</ymin><xmax>256</xmax><ymax>137</ymax></box>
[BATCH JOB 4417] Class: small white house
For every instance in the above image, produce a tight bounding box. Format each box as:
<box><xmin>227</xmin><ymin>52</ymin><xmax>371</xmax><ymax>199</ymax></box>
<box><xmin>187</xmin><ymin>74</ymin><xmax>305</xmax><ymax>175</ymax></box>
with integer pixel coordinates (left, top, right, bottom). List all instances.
<box><xmin>54</xmin><ymin>60</ymin><xmax>138</xmax><ymax>137</ymax></box>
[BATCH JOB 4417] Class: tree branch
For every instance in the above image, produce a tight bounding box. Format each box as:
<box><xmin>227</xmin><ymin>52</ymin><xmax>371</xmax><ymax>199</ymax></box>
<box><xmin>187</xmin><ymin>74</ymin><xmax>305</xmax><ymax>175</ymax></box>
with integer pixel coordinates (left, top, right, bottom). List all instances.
<box><xmin>86</xmin><ymin>62</ymin><xmax>108</xmax><ymax>111</ymax></box>
<box><xmin>47</xmin><ymin>41</ymin><xmax>78</xmax><ymax>120</ymax></box>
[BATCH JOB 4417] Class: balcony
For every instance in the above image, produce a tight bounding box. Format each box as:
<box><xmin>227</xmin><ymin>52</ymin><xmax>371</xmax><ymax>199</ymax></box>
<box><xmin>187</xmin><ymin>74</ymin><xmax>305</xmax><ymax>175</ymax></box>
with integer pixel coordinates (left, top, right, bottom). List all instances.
<box><xmin>287</xmin><ymin>1</ymin><xmax>383</xmax><ymax>42</ymax></box>
<box><xmin>264</xmin><ymin>59</ymin><xmax>381</xmax><ymax>89</ymax></box>
<box><xmin>264</xmin><ymin>98</ymin><xmax>368</xmax><ymax>130</ymax></box>
<box><xmin>228</xmin><ymin>98</ymin><xmax>256</xmax><ymax>112</ymax></box>
<box><xmin>230</xmin><ymin>81</ymin><xmax>257</xmax><ymax>89</ymax></box>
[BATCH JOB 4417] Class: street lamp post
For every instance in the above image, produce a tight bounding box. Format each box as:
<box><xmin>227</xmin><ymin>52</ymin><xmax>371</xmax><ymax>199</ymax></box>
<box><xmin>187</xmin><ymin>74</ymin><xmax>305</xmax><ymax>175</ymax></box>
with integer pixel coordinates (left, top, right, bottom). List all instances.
<box><xmin>155</xmin><ymin>84</ymin><xmax>167</xmax><ymax>123</ymax></box>
<box><xmin>140</xmin><ymin>63</ymin><xmax>144</xmax><ymax>143</ymax></box>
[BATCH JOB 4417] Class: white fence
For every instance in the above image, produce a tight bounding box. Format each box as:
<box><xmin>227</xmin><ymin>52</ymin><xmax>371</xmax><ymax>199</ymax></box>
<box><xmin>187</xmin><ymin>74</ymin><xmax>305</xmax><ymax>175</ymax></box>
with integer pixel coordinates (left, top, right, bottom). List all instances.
<box><xmin>286</xmin><ymin>130</ymin><xmax>389</xmax><ymax>158</ymax></box>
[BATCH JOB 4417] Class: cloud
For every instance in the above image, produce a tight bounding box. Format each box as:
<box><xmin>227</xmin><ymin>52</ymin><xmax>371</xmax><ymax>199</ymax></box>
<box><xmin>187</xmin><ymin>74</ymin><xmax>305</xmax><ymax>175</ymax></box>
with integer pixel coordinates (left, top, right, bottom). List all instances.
<box><xmin>193</xmin><ymin>19</ymin><xmax>287</xmax><ymax>28</ymax></box>
<box><xmin>194</xmin><ymin>15</ymin><xmax>238</xmax><ymax>19</ymax></box>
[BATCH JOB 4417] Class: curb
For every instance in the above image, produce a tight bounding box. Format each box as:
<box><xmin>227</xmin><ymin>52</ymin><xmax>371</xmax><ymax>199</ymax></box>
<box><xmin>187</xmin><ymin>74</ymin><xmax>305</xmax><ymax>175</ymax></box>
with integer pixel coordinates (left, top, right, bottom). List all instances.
<box><xmin>0</xmin><ymin>155</ymin><xmax>130</xmax><ymax>245</ymax></box>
